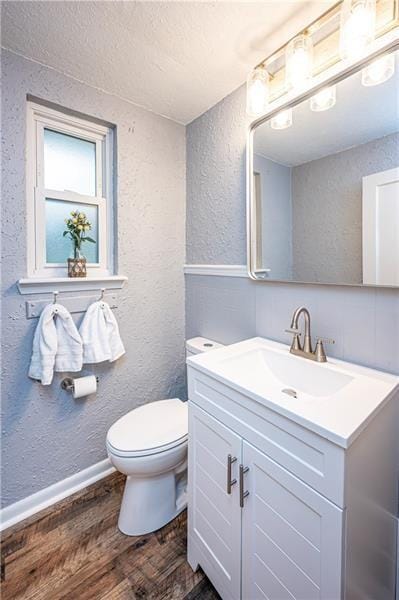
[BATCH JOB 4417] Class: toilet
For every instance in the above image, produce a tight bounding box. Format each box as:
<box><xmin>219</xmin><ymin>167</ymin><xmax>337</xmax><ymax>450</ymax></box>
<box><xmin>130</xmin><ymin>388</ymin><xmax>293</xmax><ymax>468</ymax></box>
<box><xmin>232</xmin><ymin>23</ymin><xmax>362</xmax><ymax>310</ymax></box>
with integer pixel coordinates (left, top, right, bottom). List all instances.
<box><xmin>106</xmin><ymin>337</ymin><xmax>223</xmax><ymax>536</ymax></box>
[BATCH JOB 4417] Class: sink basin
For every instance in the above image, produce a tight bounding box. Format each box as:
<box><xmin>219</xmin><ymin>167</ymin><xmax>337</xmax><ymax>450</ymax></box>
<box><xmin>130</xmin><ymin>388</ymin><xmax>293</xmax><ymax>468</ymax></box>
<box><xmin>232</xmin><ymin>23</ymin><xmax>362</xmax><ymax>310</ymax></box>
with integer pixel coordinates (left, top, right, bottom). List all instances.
<box><xmin>218</xmin><ymin>347</ymin><xmax>353</xmax><ymax>397</ymax></box>
<box><xmin>187</xmin><ymin>337</ymin><xmax>399</xmax><ymax>447</ymax></box>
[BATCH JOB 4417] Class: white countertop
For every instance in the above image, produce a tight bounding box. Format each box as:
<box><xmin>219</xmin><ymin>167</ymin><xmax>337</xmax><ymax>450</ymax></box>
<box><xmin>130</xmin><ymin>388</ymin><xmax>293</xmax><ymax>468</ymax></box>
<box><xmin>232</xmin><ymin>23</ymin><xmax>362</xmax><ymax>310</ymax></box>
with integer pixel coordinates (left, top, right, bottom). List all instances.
<box><xmin>187</xmin><ymin>337</ymin><xmax>399</xmax><ymax>448</ymax></box>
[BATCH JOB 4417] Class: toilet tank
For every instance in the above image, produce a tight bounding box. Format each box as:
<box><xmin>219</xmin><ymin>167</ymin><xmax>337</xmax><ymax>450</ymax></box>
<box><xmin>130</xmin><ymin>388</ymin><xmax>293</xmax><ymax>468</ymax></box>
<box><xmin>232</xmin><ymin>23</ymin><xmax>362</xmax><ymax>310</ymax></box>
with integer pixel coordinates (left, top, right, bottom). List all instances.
<box><xmin>186</xmin><ymin>337</ymin><xmax>224</xmax><ymax>358</ymax></box>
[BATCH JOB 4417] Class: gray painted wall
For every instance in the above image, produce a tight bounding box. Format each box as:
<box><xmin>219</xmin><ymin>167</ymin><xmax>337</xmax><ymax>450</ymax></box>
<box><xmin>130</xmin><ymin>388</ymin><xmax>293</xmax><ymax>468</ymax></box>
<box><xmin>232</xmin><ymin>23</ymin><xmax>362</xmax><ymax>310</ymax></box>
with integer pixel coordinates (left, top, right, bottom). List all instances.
<box><xmin>253</xmin><ymin>154</ymin><xmax>292</xmax><ymax>280</ymax></box>
<box><xmin>186</xmin><ymin>86</ymin><xmax>248</xmax><ymax>264</ymax></box>
<box><xmin>1</xmin><ymin>50</ymin><xmax>186</xmax><ymax>507</ymax></box>
<box><xmin>186</xmin><ymin>84</ymin><xmax>399</xmax><ymax>375</ymax></box>
<box><xmin>292</xmin><ymin>132</ymin><xmax>399</xmax><ymax>284</ymax></box>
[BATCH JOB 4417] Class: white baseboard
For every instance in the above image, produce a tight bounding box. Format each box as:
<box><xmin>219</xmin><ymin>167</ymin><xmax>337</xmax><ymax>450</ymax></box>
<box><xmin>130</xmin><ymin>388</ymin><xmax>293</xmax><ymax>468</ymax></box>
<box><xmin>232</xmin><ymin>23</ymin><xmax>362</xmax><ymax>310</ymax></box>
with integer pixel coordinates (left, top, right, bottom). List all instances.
<box><xmin>0</xmin><ymin>458</ymin><xmax>115</xmax><ymax>532</ymax></box>
<box><xmin>184</xmin><ymin>264</ymin><xmax>248</xmax><ymax>277</ymax></box>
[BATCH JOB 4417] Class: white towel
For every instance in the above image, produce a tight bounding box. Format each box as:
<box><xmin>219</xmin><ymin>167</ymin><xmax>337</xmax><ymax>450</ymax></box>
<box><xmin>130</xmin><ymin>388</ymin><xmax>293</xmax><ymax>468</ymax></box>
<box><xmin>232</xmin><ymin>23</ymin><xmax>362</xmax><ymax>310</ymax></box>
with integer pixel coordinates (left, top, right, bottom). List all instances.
<box><xmin>79</xmin><ymin>300</ymin><xmax>125</xmax><ymax>364</ymax></box>
<box><xmin>29</xmin><ymin>303</ymin><xmax>83</xmax><ymax>385</ymax></box>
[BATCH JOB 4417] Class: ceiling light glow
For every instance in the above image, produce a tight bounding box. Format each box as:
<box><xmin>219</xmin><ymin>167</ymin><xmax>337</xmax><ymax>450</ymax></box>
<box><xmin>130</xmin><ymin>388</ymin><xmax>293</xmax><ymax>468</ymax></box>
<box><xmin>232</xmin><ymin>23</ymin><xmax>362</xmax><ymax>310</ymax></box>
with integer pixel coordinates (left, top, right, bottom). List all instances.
<box><xmin>361</xmin><ymin>53</ymin><xmax>395</xmax><ymax>86</ymax></box>
<box><xmin>310</xmin><ymin>85</ymin><xmax>337</xmax><ymax>111</ymax></box>
<box><xmin>271</xmin><ymin>109</ymin><xmax>293</xmax><ymax>130</ymax></box>
<box><xmin>246</xmin><ymin>65</ymin><xmax>269</xmax><ymax>117</ymax></box>
<box><xmin>340</xmin><ymin>0</ymin><xmax>376</xmax><ymax>60</ymax></box>
<box><xmin>286</xmin><ymin>34</ymin><xmax>314</xmax><ymax>91</ymax></box>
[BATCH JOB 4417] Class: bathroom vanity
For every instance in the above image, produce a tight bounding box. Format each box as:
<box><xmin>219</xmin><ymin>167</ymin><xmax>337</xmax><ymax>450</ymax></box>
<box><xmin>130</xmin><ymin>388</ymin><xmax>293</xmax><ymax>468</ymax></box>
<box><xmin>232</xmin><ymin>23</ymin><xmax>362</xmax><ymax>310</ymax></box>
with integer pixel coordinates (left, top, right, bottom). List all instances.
<box><xmin>186</xmin><ymin>338</ymin><xmax>399</xmax><ymax>600</ymax></box>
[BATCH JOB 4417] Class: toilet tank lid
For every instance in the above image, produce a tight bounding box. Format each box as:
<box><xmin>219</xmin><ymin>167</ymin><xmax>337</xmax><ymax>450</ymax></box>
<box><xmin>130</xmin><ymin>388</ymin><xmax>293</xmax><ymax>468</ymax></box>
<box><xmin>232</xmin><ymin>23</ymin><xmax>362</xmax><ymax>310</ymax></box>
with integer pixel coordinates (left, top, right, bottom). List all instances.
<box><xmin>107</xmin><ymin>399</ymin><xmax>187</xmax><ymax>453</ymax></box>
<box><xmin>186</xmin><ymin>337</ymin><xmax>224</xmax><ymax>355</ymax></box>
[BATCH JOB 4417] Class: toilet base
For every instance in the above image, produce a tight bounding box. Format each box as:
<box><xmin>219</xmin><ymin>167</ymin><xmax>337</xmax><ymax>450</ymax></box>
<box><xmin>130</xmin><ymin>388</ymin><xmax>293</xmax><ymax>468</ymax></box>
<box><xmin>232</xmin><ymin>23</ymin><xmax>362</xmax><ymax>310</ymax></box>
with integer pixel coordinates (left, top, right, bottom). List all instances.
<box><xmin>118</xmin><ymin>469</ymin><xmax>187</xmax><ymax>536</ymax></box>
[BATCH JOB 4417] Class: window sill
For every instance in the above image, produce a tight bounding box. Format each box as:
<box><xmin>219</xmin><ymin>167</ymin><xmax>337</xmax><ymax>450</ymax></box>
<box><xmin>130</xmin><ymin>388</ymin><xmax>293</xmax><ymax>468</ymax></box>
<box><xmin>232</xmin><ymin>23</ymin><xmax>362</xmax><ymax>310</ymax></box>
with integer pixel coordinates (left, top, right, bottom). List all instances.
<box><xmin>17</xmin><ymin>275</ymin><xmax>128</xmax><ymax>295</ymax></box>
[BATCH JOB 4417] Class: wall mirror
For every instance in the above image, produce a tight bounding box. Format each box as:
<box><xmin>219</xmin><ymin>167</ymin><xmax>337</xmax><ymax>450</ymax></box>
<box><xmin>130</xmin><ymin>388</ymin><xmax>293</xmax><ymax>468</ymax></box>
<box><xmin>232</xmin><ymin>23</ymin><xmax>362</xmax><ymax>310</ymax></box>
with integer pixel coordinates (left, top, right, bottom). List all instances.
<box><xmin>248</xmin><ymin>47</ymin><xmax>399</xmax><ymax>287</ymax></box>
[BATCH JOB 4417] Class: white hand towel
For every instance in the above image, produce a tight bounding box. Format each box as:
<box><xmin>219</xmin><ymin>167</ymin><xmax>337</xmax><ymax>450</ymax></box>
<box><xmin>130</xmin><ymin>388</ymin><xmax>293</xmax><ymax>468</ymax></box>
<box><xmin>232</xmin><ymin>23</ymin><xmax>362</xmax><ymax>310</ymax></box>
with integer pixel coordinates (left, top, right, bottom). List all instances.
<box><xmin>79</xmin><ymin>300</ymin><xmax>125</xmax><ymax>364</ymax></box>
<box><xmin>29</xmin><ymin>303</ymin><xmax>83</xmax><ymax>385</ymax></box>
<box><xmin>54</xmin><ymin>305</ymin><xmax>84</xmax><ymax>373</ymax></box>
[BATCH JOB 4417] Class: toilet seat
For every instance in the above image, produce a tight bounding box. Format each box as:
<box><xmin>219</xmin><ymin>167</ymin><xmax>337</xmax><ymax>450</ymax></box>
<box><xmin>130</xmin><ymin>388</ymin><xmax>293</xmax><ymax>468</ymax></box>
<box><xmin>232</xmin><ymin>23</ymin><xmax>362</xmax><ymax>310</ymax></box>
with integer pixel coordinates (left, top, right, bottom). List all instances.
<box><xmin>107</xmin><ymin>435</ymin><xmax>188</xmax><ymax>458</ymax></box>
<box><xmin>107</xmin><ymin>398</ymin><xmax>188</xmax><ymax>458</ymax></box>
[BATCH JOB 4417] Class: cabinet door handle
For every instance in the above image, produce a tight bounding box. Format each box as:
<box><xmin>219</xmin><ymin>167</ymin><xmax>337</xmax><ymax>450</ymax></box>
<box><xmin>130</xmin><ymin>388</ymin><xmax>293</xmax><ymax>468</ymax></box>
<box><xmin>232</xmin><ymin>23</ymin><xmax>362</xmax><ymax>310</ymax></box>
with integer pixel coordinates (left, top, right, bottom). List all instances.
<box><xmin>226</xmin><ymin>454</ymin><xmax>237</xmax><ymax>494</ymax></box>
<box><xmin>239</xmin><ymin>464</ymin><xmax>249</xmax><ymax>508</ymax></box>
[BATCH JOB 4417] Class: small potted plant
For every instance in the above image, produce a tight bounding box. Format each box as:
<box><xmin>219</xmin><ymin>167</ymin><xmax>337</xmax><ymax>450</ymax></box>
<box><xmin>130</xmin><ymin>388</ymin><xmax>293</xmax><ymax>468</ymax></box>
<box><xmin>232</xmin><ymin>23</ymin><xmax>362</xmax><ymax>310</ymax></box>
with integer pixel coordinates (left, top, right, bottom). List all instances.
<box><xmin>63</xmin><ymin>210</ymin><xmax>96</xmax><ymax>278</ymax></box>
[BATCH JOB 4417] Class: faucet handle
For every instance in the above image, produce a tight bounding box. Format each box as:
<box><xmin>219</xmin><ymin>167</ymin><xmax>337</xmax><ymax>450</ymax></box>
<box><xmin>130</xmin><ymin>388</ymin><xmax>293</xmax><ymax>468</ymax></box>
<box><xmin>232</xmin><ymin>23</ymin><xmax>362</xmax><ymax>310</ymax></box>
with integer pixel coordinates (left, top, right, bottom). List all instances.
<box><xmin>285</xmin><ymin>327</ymin><xmax>301</xmax><ymax>335</ymax></box>
<box><xmin>314</xmin><ymin>337</ymin><xmax>335</xmax><ymax>363</ymax></box>
<box><xmin>316</xmin><ymin>336</ymin><xmax>335</xmax><ymax>345</ymax></box>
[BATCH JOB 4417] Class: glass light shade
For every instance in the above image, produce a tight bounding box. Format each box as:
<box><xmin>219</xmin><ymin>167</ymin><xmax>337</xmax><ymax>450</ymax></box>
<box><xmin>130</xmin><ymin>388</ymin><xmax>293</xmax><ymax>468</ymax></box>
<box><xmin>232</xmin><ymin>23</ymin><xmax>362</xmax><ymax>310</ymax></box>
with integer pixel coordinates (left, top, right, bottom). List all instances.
<box><xmin>310</xmin><ymin>85</ymin><xmax>337</xmax><ymax>111</ymax></box>
<box><xmin>271</xmin><ymin>108</ymin><xmax>293</xmax><ymax>130</ymax></box>
<box><xmin>362</xmin><ymin>53</ymin><xmax>395</xmax><ymax>86</ymax></box>
<box><xmin>246</xmin><ymin>66</ymin><xmax>269</xmax><ymax>117</ymax></box>
<box><xmin>285</xmin><ymin>34</ymin><xmax>314</xmax><ymax>91</ymax></box>
<box><xmin>339</xmin><ymin>0</ymin><xmax>376</xmax><ymax>60</ymax></box>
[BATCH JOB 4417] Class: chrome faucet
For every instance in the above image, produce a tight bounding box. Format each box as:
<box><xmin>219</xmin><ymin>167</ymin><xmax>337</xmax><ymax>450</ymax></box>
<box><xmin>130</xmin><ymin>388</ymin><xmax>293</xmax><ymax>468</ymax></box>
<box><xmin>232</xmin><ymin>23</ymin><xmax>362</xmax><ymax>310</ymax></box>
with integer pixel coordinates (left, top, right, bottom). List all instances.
<box><xmin>285</xmin><ymin>306</ymin><xmax>334</xmax><ymax>363</ymax></box>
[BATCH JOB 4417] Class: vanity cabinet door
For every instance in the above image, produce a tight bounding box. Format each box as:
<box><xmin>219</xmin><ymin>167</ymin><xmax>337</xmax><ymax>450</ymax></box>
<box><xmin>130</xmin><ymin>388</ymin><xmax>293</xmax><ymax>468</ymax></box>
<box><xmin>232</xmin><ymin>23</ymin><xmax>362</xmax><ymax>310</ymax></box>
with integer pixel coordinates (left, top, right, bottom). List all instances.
<box><xmin>241</xmin><ymin>441</ymin><xmax>343</xmax><ymax>600</ymax></box>
<box><xmin>188</xmin><ymin>402</ymin><xmax>242</xmax><ymax>600</ymax></box>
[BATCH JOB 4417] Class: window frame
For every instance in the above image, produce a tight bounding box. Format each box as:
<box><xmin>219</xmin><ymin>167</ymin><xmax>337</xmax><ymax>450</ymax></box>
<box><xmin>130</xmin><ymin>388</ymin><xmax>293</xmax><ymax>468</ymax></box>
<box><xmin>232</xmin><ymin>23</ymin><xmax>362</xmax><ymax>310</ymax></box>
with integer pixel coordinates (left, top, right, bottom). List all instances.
<box><xmin>27</xmin><ymin>101</ymin><xmax>114</xmax><ymax>278</ymax></box>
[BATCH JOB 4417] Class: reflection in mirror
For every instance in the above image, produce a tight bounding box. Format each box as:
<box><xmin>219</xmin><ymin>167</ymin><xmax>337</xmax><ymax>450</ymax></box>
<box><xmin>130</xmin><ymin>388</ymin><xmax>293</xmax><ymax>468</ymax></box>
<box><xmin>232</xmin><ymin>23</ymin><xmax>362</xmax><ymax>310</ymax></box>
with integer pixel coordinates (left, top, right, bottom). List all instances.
<box><xmin>252</xmin><ymin>49</ymin><xmax>399</xmax><ymax>286</ymax></box>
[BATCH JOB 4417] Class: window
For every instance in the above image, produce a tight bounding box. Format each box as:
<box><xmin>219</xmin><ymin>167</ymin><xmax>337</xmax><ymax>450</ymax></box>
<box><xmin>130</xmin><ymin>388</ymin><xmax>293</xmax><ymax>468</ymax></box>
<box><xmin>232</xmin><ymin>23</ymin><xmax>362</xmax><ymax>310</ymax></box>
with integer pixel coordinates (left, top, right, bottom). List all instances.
<box><xmin>27</xmin><ymin>101</ymin><xmax>114</xmax><ymax>278</ymax></box>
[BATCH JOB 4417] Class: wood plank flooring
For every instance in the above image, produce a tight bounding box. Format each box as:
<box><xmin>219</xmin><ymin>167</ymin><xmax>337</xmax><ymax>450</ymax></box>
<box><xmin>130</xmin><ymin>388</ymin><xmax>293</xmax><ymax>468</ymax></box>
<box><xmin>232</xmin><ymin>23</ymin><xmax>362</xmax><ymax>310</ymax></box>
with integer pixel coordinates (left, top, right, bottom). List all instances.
<box><xmin>1</xmin><ymin>472</ymin><xmax>220</xmax><ymax>600</ymax></box>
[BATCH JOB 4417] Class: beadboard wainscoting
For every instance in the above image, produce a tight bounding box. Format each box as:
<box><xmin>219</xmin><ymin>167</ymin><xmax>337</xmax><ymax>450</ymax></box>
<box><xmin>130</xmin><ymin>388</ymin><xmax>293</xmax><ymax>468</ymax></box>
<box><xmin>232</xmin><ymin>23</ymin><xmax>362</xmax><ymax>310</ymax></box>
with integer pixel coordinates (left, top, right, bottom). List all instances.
<box><xmin>185</xmin><ymin>273</ymin><xmax>399</xmax><ymax>375</ymax></box>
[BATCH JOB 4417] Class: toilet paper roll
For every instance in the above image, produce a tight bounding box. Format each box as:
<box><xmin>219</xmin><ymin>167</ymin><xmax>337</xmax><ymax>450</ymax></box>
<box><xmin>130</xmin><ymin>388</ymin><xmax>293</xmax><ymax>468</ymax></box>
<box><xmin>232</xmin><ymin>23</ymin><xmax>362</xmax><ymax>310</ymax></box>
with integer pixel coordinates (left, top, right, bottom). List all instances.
<box><xmin>72</xmin><ymin>375</ymin><xmax>97</xmax><ymax>398</ymax></box>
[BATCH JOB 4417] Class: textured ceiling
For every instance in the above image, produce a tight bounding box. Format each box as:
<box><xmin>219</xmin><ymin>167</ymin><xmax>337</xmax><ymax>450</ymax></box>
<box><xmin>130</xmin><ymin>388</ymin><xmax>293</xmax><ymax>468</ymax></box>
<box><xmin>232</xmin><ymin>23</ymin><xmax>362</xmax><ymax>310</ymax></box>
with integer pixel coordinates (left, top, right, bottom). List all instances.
<box><xmin>2</xmin><ymin>1</ymin><xmax>335</xmax><ymax>124</ymax></box>
<box><xmin>254</xmin><ymin>49</ymin><xmax>399</xmax><ymax>165</ymax></box>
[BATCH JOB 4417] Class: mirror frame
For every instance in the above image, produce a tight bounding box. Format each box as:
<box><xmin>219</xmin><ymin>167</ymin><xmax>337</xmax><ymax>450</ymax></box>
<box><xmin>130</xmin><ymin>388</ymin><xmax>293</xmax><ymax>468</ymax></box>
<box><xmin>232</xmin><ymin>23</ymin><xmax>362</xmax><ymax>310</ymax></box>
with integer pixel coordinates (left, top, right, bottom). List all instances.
<box><xmin>247</xmin><ymin>39</ymin><xmax>399</xmax><ymax>287</ymax></box>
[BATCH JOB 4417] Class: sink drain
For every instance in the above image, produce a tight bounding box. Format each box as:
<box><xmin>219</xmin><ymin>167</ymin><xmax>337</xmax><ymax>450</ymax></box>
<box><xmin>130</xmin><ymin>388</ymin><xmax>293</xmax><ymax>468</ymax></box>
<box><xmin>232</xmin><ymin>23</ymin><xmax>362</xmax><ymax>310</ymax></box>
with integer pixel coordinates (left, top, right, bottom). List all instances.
<box><xmin>282</xmin><ymin>388</ymin><xmax>297</xmax><ymax>399</ymax></box>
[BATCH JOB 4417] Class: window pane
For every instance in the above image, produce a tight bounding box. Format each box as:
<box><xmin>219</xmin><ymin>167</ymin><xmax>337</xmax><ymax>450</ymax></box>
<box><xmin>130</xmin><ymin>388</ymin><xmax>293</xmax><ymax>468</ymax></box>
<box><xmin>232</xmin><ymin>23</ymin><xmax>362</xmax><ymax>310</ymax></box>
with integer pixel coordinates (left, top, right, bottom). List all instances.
<box><xmin>45</xmin><ymin>199</ymin><xmax>99</xmax><ymax>264</ymax></box>
<box><xmin>44</xmin><ymin>129</ymin><xmax>96</xmax><ymax>196</ymax></box>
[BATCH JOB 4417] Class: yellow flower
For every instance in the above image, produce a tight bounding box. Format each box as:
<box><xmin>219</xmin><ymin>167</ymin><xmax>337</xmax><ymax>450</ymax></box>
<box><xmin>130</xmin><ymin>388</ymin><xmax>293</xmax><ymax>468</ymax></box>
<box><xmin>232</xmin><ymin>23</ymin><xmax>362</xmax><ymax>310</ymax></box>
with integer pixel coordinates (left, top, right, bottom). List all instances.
<box><xmin>73</xmin><ymin>218</ymin><xmax>78</xmax><ymax>224</ymax></box>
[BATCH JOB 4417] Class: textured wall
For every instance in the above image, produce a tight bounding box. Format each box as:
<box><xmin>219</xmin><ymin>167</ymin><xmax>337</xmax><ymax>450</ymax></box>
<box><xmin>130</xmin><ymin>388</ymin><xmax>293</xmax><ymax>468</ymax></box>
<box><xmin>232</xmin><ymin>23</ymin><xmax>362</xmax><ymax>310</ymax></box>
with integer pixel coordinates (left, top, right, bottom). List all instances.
<box><xmin>1</xmin><ymin>50</ymin><xmax>186</xmax><ymax>507</ymax></box>
<box><xmin>254</xmin><ymin>154</ymin><xmax>292</xmax><ymax>279</ymax></box>
<box><xmin>186</xmin><ymin>84</ymin><xmax>248</xmax><ymax>264</ymax></box>
<box><xmin>292</xmin><ymin>132</ymin><xmax>399</xmax><ymax>284</ymax></box>
<box><xmin>186</xmin><ymin>85</ymin><xmax>399</xmax><ymax>375</ymax></box>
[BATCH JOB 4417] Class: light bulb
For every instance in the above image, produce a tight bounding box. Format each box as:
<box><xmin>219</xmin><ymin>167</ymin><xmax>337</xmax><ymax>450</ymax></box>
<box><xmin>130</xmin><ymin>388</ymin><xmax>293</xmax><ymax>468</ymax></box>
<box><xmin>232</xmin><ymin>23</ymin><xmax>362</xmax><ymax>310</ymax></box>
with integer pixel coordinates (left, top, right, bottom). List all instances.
<box><xmin>310</xmin><ymin>85</ymin><xmax>337</xmax><ymax>111</ymax></box>
<box><xmin>286</xmin><ymin>34</ymin><xmax>313</xmax><ymax>91</ymax></box>
<box><xmin>246</xmin><ymin>65</ymin><xmax>269</xmax><ymax>117</ymax></box>
<box><xmin>271</xmin><ymin>109</ymin><xmax>293</xmax><ymax>130</ymax></box>
<box><xmin>362</xmin><ymin>53</ymin><xmax>395</xmax><ymax>86</ymax></box>
<box><xmin>340</xmin><ymin>0</ymin><xmax>376</xmax><ymax>60</ymax></box>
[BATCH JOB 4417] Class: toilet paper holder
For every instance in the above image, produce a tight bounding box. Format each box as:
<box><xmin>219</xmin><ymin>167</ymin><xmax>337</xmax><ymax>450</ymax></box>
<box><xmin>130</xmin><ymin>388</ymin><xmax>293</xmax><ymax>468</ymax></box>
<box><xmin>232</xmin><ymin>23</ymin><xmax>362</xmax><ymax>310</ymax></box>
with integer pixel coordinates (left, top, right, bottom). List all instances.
<box><xmin>61</xmin><ymin>376</ymin><xmax>99</xmax><ymax>392</ymax></box>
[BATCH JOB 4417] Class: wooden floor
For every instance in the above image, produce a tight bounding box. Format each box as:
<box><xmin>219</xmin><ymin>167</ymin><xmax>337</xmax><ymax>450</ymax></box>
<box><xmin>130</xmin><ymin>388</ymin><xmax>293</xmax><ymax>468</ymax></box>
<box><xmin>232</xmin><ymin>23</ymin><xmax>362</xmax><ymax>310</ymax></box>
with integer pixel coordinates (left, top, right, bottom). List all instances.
<box><xmin>1</xmin><ymin>473</ymin><xmax>220</xmax><ymax>600</ymax></box>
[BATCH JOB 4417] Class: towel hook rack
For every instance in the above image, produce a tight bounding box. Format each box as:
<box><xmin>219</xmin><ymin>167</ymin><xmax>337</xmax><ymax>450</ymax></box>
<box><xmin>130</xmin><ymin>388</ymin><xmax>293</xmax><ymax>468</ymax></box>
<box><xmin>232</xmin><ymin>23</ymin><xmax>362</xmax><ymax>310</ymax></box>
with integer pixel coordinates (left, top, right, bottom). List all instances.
<box><xmin>53</xmin><ymin>290</ymin><xmax>59</xmax><ymax>304</ymax></box>
<box><xmin>99</xmin><ymin>288</ymin><xmax>106</xmax><ymax>301</ymax></box>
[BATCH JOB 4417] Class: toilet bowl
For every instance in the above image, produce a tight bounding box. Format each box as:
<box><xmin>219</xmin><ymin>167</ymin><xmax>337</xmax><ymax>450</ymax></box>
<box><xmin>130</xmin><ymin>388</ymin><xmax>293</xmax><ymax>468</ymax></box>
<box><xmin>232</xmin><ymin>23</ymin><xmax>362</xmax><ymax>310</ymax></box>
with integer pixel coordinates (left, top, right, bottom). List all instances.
<box><xmin>107</xmin><ymin>398</ymin><xmax>188</xmax><ymax>536</ymax></box>
<box><xmin>107</xmin><ymin>337</ymin><xmax>223</xmax><ymax>536</ymax></box>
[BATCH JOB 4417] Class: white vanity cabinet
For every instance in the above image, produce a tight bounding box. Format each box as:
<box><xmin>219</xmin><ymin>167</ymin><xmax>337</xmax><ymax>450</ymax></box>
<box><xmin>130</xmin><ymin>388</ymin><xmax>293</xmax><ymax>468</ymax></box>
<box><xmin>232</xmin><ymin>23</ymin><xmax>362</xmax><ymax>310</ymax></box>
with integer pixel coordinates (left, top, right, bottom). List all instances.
<box><xmin>187</xmin><ymin>362</ymin><xmax>399</xmax><ymax>600</ymax></box>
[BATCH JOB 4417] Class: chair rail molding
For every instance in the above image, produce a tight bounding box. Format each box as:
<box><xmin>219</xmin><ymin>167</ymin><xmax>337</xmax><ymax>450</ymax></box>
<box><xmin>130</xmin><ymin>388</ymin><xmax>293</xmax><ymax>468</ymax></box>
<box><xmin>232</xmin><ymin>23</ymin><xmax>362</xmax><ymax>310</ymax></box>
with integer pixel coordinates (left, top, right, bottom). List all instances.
<box><xmin>184</xmin><ymin>264</ymin><xmax>248</xmax><ymax>278</ymax></box>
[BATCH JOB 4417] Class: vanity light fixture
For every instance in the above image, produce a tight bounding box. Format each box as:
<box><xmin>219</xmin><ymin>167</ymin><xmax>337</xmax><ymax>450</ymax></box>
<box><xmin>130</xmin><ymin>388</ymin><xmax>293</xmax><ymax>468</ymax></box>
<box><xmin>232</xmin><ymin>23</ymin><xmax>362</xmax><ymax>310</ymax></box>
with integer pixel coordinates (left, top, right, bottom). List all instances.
<box><xmin>285</xmin><ymin>33</ymin><xmax>314</xmax><ymax>91</ymax></box>
<box><xmin>310</xmin><ymin>85</ymin><xmax>337</xmax><ymax>111</ymax></box>
<box><xmin>339</xmin><ymin>0</ymin><xmax>376</xmax><ymax>60</ymax></box>
<box><xmin>361</xmin><ymin>53</ymin><xmax>395</xmax><ymax>85</ymax></box>
<box><xmin>245</xmin><ymin>0</ymin><xmax>397</xmax><ymax>118</ymax></box>
<box><xmin>246</xmin><ymin>64</ymin><xmax>269</xmax><ymax>117</ymax></box>
<box><xmin>271</xmin><ymin>108</ymin><xmax>293</xmax><ymax>130</ymax></box>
